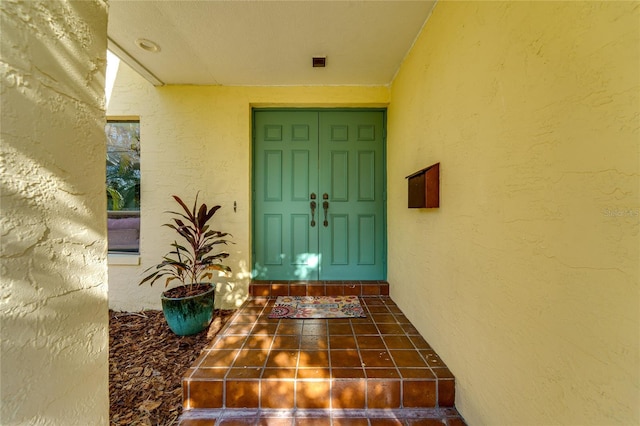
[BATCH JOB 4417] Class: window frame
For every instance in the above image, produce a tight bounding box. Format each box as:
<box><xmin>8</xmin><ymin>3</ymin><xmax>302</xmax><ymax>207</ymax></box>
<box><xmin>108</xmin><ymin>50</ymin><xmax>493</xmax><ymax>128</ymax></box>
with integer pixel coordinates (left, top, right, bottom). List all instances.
<box><xmin>106</xmin><ymin>117</ymin><xmax>141</xmax><ymax>255</ymax></box>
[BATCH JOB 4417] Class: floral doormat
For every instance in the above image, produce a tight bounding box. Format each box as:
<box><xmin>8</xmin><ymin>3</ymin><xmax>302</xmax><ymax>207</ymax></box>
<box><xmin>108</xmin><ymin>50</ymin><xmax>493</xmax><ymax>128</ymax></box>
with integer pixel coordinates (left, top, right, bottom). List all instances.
<box><xmin>268</xmin><ymin>296</ymin><xmax>366</xmax><ymax>319</ymax></box>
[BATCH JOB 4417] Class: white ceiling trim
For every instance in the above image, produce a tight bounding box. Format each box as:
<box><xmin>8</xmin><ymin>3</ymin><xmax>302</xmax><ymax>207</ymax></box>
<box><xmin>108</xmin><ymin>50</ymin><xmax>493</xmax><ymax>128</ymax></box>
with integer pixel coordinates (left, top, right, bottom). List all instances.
<box><xmin>107</xmin><ymin>37</ymin><xmax>164</xmax><ymax>86</ymax></box>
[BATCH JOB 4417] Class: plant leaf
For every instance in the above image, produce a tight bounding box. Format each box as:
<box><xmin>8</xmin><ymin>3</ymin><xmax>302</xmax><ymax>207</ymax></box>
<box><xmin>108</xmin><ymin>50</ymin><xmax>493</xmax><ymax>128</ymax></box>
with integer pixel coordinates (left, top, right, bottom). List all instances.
<box><xmin>140</xmin><ymin>193</ymin><xmax>233</xmax><ymax>287</ymax></box>
<box><xmin>172</xmin><ymin>195</ymin><xmax>194</xmax><ymax>222</ymax></box>
<box><xmin>197</xmin><ymin>203</ymin><xmax>207</xmax><ymax>229</ymax></box>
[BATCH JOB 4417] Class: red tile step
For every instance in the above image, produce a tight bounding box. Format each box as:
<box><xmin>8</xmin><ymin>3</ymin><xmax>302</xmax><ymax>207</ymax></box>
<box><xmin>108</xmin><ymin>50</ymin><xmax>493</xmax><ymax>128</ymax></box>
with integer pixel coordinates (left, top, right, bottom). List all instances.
<box><xmin>249</xmin><ymin>281</ymin><xmax>390</xmax><ymax>298</ymax></box>
<box><xmin>180</xmin><ymin>296</ymin><xmax>465</xmax><ymax>425</ymax></box>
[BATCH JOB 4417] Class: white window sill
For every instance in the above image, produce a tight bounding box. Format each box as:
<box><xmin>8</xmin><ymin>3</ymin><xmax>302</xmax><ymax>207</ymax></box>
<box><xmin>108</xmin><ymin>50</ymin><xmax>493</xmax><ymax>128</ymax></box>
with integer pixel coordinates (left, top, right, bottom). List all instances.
<box><xmin>108</xmin><ymin>253</ymin><xmax>140</xmax><ymax>266</ymax></box>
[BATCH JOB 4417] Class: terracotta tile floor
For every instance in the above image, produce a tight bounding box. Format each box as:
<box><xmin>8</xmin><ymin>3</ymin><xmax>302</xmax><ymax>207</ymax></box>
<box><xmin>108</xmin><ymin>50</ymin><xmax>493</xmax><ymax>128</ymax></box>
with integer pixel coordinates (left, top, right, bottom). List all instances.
<box><xmin>180</xmin><ymin>296</ymin><xmax>466</xmax><ymax>425</ymax></box>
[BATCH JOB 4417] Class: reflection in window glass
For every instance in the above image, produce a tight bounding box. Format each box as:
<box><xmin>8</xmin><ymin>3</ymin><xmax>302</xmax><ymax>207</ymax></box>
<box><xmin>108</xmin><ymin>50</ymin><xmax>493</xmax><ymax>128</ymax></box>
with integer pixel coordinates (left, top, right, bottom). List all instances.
<box><xmin>106</xmin><ymin>120</ymin><xmax>140</xmax><ymax>253</ymax></box>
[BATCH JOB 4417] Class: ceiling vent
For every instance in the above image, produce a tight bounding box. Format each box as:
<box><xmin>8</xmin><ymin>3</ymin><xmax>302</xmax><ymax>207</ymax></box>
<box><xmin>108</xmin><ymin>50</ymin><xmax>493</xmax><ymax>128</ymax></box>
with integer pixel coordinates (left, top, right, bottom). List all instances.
<box><xmin>312</xmin><ymin>57</ymin><xmax>326</xmax><ymax>68</ymax></box>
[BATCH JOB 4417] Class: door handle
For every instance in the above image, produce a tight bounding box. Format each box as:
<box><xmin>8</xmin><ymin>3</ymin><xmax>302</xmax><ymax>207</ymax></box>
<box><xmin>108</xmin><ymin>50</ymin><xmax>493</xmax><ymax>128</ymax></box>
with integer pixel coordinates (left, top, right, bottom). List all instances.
<box><xmin>310</xmin><ymin>193</ymin><xmax>317</xmax><ymax>227</ymax></box>
<box><xmin>322</xmin><ymin>193</ymin><xmax>329</xmax><ymax>227</ymax></box>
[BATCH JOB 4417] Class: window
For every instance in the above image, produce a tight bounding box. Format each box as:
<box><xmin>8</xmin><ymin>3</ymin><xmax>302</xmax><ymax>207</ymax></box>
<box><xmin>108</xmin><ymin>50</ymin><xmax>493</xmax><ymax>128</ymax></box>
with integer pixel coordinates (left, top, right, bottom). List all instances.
<box><xmin>106</xmin><ymin>120</ymin><xmax>140</xmax><ymax>253</ymax></box>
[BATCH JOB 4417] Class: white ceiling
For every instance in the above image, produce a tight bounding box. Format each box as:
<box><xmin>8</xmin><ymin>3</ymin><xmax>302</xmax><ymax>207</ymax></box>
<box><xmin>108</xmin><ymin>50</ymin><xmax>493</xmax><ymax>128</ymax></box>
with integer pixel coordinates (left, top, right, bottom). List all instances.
<box><xmin>107</xmin><ymin>0</ymin><xmax>437</xmax><ymax>86</ymax></box>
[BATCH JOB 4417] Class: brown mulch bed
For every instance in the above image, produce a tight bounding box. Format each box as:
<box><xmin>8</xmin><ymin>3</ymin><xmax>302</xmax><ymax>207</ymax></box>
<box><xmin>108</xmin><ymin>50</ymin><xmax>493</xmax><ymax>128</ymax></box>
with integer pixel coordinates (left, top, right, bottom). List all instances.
<box><xmin>109</xmin><ymin>309</ymin><xmax>235</xmax><ymax>425</ymax></box>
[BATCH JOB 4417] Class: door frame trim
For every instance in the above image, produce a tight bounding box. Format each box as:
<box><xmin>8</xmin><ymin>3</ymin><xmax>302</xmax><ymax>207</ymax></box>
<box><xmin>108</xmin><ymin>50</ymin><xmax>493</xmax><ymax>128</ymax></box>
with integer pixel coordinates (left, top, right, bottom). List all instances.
<box><xmin>251</xmin><ymin>107</ymin><xmax>387</xmax><ymax>281</ymax></box>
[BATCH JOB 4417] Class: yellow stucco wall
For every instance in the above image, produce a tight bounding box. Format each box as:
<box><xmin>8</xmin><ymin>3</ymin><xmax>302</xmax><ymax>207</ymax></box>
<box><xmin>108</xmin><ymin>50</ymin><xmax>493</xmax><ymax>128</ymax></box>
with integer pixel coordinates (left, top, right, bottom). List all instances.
<box><xmin>1</xmin><ymin>1</ymin><xmax>109</xmax><ymax>424</ymax></box>
<box><xmin>106</xmin><ymin>63</ymin><xmax>389</xmax><ymax>311</ymax></box>
<box><xmin>388</xmin><ymin>2</ymin><xmax>639</xmax><ymax>425</ymax></box>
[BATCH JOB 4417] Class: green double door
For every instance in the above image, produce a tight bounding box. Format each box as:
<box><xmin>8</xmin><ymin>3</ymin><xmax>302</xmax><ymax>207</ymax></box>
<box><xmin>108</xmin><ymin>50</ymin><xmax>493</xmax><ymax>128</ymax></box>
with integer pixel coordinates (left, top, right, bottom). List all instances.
<box><xmin>253</xmin><ymin>109</ymin><xmax>386</xmax><ymax>281</ymax></box>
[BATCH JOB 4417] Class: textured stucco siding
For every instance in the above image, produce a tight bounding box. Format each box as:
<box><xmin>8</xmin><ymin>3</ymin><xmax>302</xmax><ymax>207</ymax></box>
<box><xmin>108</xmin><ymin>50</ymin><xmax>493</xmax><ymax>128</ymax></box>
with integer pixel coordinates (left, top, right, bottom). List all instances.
<box><xmin>388</xmin><ymin>2</ymin><xmax>639</xmax><ymax>425</ymax></box>
<box><xmin>1</xmin><ymin>1</ymin><xmax>109</xmax><ymax>424</ymax></box>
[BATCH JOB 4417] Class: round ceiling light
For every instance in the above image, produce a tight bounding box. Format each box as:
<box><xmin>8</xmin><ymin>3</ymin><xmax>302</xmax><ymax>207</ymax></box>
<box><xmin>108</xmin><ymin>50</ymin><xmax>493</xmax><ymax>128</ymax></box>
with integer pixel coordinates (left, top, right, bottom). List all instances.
<box><xmin>135</xmin><ymin>38</ymin><xmax>161</xmax><ymax>53</ymax></box>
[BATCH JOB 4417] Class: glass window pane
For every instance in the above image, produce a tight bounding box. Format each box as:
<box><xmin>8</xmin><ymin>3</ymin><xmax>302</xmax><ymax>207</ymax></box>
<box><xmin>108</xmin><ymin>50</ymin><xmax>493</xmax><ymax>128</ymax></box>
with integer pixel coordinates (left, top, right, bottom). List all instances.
<box><xmin>106</xmin><ymin>120</ymin><xmax>140</xmax><ymax>253</ymax></box>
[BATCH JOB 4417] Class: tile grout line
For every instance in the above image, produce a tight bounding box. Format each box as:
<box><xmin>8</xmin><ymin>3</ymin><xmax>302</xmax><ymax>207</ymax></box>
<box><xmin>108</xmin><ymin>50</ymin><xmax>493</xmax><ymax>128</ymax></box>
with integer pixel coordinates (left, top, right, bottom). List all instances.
<box><xmin>326</xmin><ymin>317</ymin><xmax>334</xmax><ymax>413</ymax></box>
<box><xmin>372</xmin><ymin>295</ymin><xmax>404</xmax><ymax>410</ymax></box>
<box><xmin>227</xmin><ymin>300</ymin><xmax>266</xmax><ymax>409</ymax></box>
<box><xmin>256</xmin><ymin>307</ymin><xmax>280</xmax><ymax>410</ymax></box>
<box><xmin>354</xmin><ymin>298</ymin><xmax>368</xmax><ymax>412</ymax></box>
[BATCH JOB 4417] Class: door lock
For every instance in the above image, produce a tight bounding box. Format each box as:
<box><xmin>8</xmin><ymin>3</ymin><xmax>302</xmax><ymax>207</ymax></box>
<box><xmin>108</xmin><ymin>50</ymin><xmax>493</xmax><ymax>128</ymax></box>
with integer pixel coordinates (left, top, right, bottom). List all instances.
<box><xmin>310</xmin><ymin>193</ymin><xmax>317</xmax><ymax>227</ymax></box>
<box><xmin>322</xmin><ymin>193</ymin><xmax>329</xmax><ymax>227</ymax></box>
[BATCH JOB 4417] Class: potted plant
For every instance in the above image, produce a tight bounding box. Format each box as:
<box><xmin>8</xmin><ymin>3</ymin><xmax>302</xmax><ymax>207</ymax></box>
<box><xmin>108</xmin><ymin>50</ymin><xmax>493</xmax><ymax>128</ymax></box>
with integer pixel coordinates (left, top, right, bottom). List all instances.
<box><xmin>140</xmin><ymin>193</ymin><xmax>232</xmax><ymax>335</ymax></box>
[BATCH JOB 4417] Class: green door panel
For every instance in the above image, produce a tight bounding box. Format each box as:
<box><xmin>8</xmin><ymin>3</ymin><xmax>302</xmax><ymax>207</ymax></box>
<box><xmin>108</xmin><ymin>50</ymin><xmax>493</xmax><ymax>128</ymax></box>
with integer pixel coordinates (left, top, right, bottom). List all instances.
<box><xmin>253</xmin><ymin>109</ymin><xmax>386</xmax><ymax>281</ymax></box>
<box><xmin>254</xmin><ymin>110</ymin><xmax>319</xmax><ymax>280</ymax></box>
<box><xmin>318</xmin><ymin>111</ymin><xmax>386</xmax><ymax>280</ymax></box>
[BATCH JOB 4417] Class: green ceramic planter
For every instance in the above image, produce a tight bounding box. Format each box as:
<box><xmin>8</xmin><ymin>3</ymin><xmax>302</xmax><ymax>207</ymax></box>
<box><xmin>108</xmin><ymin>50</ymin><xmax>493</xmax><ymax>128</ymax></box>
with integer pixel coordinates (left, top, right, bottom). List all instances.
<box><xmin>161</xmin><ymin>284</ymin><xmax>215</xmax><ymax>336</ymax></box>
